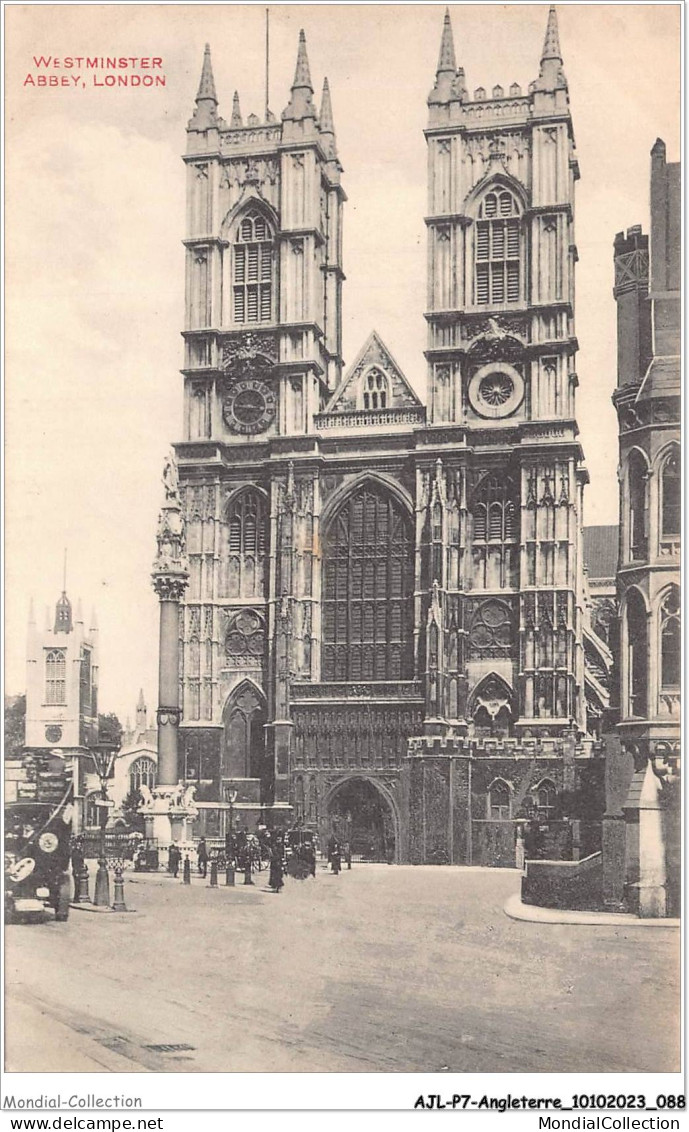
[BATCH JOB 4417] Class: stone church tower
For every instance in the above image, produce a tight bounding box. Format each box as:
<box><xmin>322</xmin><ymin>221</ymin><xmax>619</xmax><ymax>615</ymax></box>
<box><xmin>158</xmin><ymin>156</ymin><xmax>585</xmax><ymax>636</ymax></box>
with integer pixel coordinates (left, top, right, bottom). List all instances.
<box><xmin>423</xmin><ymin>7</ymin><xmax>587</xmax><ymax>736</ymax></box>
<box><xmin>171</xmin><ymin>10</ymin><xmax>602</xmax><ymax>862</ymax></box>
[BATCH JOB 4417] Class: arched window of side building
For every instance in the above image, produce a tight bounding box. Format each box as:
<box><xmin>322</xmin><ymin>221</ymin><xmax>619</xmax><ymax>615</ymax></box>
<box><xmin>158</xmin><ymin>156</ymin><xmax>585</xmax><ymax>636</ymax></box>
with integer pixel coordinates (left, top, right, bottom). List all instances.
<box><xmin>660</xmin><ymin>450</ymin><xmax>680</xmax><ymax>541</ymax></box>
<box><xmin>660</xmin><ymin>587</ymin><xmax>680</xmax><ymax>691</ymax></box>
<box><xmin>488</xmin><ymin>779</ymin><xmax>511</xmax><ymax>820</ymax></box>
<box><xmin>626</xmin><ymin>589</ymin><xmax>648</xmax><ymax>718</ymax></box>
<box><xmin>627</xmin><ymin>450</ymin><xmax>648</xmax><ymax>560</ymax></box>
<box><xmin>130</xmin><ymin>756</ymin><xmax>157</xmax><ymax>794</ymax></box>
<box><xmin>45</xmin><ymin>649</ymin><xmax>67</xmax><ymax>706</ymax></box>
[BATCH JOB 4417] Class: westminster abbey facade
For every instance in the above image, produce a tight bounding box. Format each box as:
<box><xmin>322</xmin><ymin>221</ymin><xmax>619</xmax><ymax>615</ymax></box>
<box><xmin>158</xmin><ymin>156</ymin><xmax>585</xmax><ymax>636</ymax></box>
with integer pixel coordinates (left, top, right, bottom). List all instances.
<box><xmin>173</xmin><ymin>9</ymin><xmax>610</xmax><ymax>864</ymax></box>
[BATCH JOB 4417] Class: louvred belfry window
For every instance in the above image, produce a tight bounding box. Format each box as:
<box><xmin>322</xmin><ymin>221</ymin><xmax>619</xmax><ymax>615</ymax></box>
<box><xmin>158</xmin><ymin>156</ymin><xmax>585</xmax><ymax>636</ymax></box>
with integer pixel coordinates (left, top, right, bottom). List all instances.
<box><xmin>471</xmin><ymin>475</ymin><xmax>519</xmax><ymax>543</ymax></box>
<box><xmin>322</xmin><ymin>485</ymin><xmax>414</xmax><ymax>682</ymax></box>
<box><xmin>475</xmin><ymin>190</ymin><xmax>521</xmax><ymax>305</ymax></box>
<box><xmin>233</xmin><ymin>212</ymin><xmax>273</xmax><ymax>324</ymax></box>
<box><xmin>45</xmin><ymin>649</ymin><xmax>67</xmax><ymax>705</ymax></box>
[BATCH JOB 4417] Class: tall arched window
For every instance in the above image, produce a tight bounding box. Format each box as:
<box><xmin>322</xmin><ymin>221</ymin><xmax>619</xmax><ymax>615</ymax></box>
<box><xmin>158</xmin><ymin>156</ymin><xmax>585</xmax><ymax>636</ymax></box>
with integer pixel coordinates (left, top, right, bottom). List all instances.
<box><xmin>130</xmin><ymin>757</ymin><xmax>156</xmax><ymax>794</ymax></box>
<box><xmin>361</xmin><ymin>368</ymin><xmax>389</xmax><ymax>410</ymax></box>
<box><xmin>535</xmin><ymin>779</ymin><xmax>556</xmax><ymax>816</ymax></box>
<box><xmin>224</xmin><ymin>490</ymin><xmax>267</xmax><ymax>598</ymax></box>
<box><xmin>660</xmin><ymin>587</ymin><xmax>680</xmax><ymax>690</ymax></box>
<box><xmin>322</xmin><ymin>484</ymin><xmax>414</xmax><ymax>681</ymax></box>
<box><xmin>627</xmin><ymin>451</ymin><xmax>647</xmax><ymax>560</ymax></box>
<box><xmin>45</xmin><ymin>649</ymin><xmax>67</xmax><ymax>705</ymax></box>
<box><xmin>661</xmin><ymin>450</ymin><xmax>680</xmax><ymax>540</ymax></box>
<box><xmin>475</xmin><ymin>190</ymin><xmax>521</xmax><ymax>305</ymax></box>
<box><xmin>233</xmin><ymin>211</ymin><xmax>273</xmax><ymax>324</ymax></box>
<box><xmin>488</xmin><ymin>779</ymin><xmax>511</xmax><ymax>820</ymax></box>
<box><xmin>626</xmin><ymin>589</ymin><xmax>648</xmax><ymax>718</ymax></box>
<box><xmin>222</xmin><ymin>683</ymin><xmax>266</xmax><ymax>779</ymax></box>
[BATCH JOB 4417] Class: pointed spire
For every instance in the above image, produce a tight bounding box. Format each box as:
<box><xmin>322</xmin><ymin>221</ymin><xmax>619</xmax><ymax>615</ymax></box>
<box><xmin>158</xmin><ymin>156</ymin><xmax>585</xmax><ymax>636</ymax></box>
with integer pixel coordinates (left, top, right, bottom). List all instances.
<box><xmin>293</xmin><ymin>28</ymin><xmax>313</xmax><ymax>91</ymax></box>
<box><xmin>76</xmin><ymin>598</ymin><xmax>83</xmax><ymax>624</ymax></box>
<box><xmin>196</xmin><ymin>43</ymin><xmax>217</xmax><ymax>103</ymax></box>
<box><xmin>428</xmin><ymin>9</ymin><xmax>462</xmax><ymax>107</ymax></box>
<box><xmin>231</xmin><ymin>90</ymin><xmax>243</xmax><ymax>128</ymax></box>
<box><xmin>282</xmin><ymin>29</ymin><xmax>317</xmax><ymax>122</ymax></box>
<box><xmin>437</xmin><ymin>8</ymin><xmax>456</xmax><ymax>75</ymax></box>
<box><xmin>537</xmin><ymin>7</ymin><xmax>567</xmax><ymax>90</ymax></box>
<box><xmin>189</xmin><ymin>43</ymin><xmax>220</xmax><ymax>131</ymax></box>
<box><xmin>137</xmin><ymin>688</ymin><xmax>146</xmax><ymax>710</ymax></box>
<box><xmin>541</xmin><ymin>6</ymin><xmax>562</xmax><ymax>63</ymax></box>
<box><xmin>319</xmin><ymin>77</ymin><xmax>337</xmax><ymax>158</ymax></box>
<box><xmin>89</xmin><ymin>607</ymin><xmax>98</xmax><ymax>631</ymax></box>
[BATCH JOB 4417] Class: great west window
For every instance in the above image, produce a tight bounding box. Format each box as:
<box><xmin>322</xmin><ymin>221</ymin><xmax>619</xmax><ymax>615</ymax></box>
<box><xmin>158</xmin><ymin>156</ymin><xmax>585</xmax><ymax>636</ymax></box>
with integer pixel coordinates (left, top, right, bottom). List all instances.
<box><xmin>322</xmin><ymin>485</ymin><xmax>414</xmax><ymax>681</ymax></box>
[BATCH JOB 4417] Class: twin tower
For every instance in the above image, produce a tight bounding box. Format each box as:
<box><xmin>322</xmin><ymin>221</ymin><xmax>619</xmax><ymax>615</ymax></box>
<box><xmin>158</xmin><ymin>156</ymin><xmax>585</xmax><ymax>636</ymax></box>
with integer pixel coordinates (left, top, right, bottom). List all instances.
<box><xmin>172</xmin><ymin>8</ymin><xmax>593</xmax><ymax>861</ymax></box>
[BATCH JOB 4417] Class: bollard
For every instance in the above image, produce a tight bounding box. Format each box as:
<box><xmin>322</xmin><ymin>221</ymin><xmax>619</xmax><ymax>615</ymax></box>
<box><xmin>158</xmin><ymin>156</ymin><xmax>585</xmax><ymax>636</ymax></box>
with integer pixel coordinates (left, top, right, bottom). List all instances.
<box><xmin>112</xmin><ymin>863</ymin><xmax>127</xmax><ymax>912</ymax></box>
<box><xmin>77</xmin><ymin>864</ymin><xmax>90</xmax><ymax>903</ymax></box>
<box><xmin>243</xmin><ymin>858</ymin><xmax>254</xmax><ymax>886</ymax></box>
<box><xmin>183</xmin><ymin>855</ymin><xmax>191</xmax><ymax>885</ymax></box>
<box><xmin>225</xmin><ymin>864</ymin><xmax>235</xmax><ymax>887</ymax></box>
<box><xmin>94</xmin><ymin>858</ymin><xmax>110</xmax><ymax>907</ymax></box>
<box><xmin>72</xmin><ymin>867</ymin><xmax>81</xmax><ymax>902</ymax></box>
<box><xmin>209</xmin><ymin>859</ymin><xmax>218</xmax><ymax>888</ymax></box>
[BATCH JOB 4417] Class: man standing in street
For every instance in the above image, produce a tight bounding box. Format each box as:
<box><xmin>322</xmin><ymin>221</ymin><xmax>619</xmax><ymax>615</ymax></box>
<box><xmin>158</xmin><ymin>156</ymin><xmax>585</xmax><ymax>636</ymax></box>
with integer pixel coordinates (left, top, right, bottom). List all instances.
<box><xmin>197</xmin><ymin>837</ymin><xmax>208</xmax><ymax>879</ymax></box>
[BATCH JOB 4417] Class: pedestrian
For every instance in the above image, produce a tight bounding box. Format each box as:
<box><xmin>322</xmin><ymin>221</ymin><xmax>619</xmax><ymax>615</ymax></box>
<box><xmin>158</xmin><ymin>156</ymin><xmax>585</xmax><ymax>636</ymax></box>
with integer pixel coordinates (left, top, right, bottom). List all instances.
<box><xmin>331</xmin><ymin>840</ymin><xmax>341</xmax><ymax>875</ymax></box>
<box><xmin>268</xmin><ymin>845</ymin><xmax>284</xmax><ymax>893</ymax></box>
<box><xmin>306</xmin><ymin>843</ymin><xmax>317</xmax><ymax>878</ymax></box>
<box><xmin>183</xmin><ymin>854</ymin><xmax>191</xmax><ymax>884</ymax></box>
<box><xmin>169</xmin><ymin>843</ymin><xmax>180</xmax><ymax>878</ymax></box>
<box><xmin>344</xmin><ymin>841</ymin><xmax>352</xmax><ymax>870</ymax></box>
<box><xmin>197</xmin><ymin>837</ymin><xmax>208</xmax><ymax>878</ymax></box>
<box><xmin>326</xmin><ymin>834</ymin><xmax>337</xmax><ymax>865</ymax></box>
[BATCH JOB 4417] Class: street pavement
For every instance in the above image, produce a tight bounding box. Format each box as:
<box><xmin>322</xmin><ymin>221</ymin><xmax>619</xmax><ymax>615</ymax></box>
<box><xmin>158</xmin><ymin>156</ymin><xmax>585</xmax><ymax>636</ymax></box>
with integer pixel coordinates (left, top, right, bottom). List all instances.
<box><xmin>5</xmin><ymin>863</ymin><xmax>680</xmax><ymax>1073</ymax></box>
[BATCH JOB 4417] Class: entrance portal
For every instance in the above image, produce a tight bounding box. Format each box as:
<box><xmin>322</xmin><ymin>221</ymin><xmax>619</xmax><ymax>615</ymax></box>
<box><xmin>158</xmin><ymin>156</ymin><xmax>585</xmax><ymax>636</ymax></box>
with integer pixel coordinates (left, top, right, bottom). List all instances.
<box><xmin>326</xmin><ymin>777</ymin><xmax>397</xmax><ymax>863</ymax></box>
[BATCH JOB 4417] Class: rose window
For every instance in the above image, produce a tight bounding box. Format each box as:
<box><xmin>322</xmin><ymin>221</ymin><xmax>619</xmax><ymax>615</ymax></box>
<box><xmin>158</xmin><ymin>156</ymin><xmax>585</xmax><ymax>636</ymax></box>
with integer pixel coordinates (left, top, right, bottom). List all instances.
<box><xmin>479</xmin><ymin>373</ymin><xmax>514</xmax><ymax>406</ymax></box>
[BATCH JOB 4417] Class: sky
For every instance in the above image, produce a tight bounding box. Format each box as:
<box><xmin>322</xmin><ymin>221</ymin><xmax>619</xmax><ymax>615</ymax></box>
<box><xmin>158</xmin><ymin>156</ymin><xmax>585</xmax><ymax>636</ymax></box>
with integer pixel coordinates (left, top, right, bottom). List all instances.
<box><xmin>4</xmin><ymin>2</ymin><xmax>681</xmax><ymax>725</ymax></box>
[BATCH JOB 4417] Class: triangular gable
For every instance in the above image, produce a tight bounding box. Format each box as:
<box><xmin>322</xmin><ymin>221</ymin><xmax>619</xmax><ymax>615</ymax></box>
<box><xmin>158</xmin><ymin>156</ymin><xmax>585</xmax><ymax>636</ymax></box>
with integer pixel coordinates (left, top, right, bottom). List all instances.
<box><xmin>325</xmin><ymin>331</ymin><xmax>423</xmax><ymax>413</ymax></box>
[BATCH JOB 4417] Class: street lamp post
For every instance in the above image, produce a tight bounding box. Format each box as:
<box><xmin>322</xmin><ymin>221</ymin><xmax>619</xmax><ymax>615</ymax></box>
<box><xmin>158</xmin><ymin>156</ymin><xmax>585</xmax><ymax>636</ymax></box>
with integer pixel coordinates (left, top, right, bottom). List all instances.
<box><xmin>89</xmin><ymin>740</ymin><xmax>120</xmax><ymax>907</ymax></box>
<box><xmin>225</xmin><ymin>788</ymin><xmax>237</xmax><ymax>886</ymax></box>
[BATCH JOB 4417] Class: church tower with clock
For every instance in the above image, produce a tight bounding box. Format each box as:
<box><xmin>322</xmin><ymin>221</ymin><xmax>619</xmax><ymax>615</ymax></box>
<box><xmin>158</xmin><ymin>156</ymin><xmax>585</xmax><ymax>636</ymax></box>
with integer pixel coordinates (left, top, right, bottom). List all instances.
<box><xmin>171</xmin><ymin>10</ymin><xmax>604</xmax><ymax>864</ymax></box>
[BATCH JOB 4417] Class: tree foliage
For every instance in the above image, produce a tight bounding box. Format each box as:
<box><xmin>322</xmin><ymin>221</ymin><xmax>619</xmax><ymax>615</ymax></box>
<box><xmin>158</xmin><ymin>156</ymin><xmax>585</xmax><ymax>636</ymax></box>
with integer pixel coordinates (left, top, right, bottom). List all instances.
<box><xmin>98</xmin><ymin>712</ymin><xmax>124</xmax><ymax>747</ymax></box>
<box><xmin>4</xmin><ymin>695</ymin><xmax>26</xmax><ymax>760</ymax></box>
<box><xmin>120</xmin><ymin>788</ymin><xmax>146</xmax><ymax>833</ymax></box>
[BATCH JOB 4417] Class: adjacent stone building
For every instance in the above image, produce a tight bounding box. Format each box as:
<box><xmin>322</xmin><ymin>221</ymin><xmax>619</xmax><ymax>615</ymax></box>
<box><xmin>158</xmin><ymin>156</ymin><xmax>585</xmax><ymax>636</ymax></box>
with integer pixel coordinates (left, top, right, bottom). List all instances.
<box><xmin>604</xmin><ymin>139</ymin><xmax>680</xmax><ymax>915</ymax></box>
<box><xmin>170</xmin><ymin>9</ymin><xmax>607</xmax><ymax>863</ymax></box>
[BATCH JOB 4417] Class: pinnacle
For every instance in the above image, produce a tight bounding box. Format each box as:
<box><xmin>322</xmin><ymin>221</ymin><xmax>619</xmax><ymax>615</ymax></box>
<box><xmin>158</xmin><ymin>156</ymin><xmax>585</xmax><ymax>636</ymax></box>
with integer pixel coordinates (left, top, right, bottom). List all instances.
<box><xmin>437</xmin><ymin>8</ymin><xmax>457</xmax><ymax>74</ymax></box>
<box><xmin>231</xmin><ymin>90</ymin><xmax>243</xmax><ymax>127</ymax></box>
<box><xmin>196</xmin><ymin>42</ymin><xmax>218</xmax><ymax>102</ymax></box>
<box><xmin>283</xmin><ymin>28</ymin><xmax>317</xmax><ymax>121</ymax></box>
<box><xmin>319</xmin><ymin>77</ymin><xmax>337</xmax><ymax>155</ymax></box>
<box><xmin>293</xmin><ymin>28</ymin><xmax>313</xmax><ymax>91</ymax></box>
<box><xmin>541</xmin><ymin>6</ymin><xmax>562</xmax><ymax>63</ymax></box>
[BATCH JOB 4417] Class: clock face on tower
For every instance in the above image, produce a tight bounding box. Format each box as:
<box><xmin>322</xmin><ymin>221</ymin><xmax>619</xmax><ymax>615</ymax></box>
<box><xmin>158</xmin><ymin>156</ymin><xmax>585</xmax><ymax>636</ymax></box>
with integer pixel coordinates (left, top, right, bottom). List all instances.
<box><xmin>223</xmin><ymin>379</ymin><xmax>276</xmax><ymax>435</ymax></box>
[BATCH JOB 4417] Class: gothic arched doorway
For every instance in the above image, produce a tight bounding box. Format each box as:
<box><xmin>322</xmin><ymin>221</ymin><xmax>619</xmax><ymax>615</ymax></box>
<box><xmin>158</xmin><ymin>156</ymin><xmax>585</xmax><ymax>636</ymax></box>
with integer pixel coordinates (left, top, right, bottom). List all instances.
<box><xmin>222</xmin><ymin>682</ymin><xmax>266</xmax><ymax>781</ymax></box>
<box><xmin>326</xmin><ymin>777</ymin><xmax>398</xmax><ymax>863</ymax></box>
